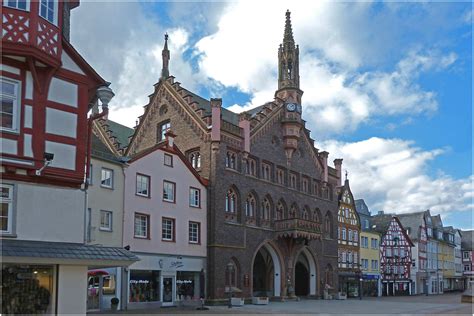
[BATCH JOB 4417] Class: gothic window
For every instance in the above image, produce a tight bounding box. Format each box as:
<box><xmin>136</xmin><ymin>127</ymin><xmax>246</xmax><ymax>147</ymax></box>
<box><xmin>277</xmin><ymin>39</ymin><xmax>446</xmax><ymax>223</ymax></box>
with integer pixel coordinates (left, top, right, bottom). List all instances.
<box><xmin>226</xmin><ymin>258</ymin><xmax>240</xmax><ymax>288</ymax></box>
<box><xmin>245</xmin><ymin>158</ymin><xmax>256</xmax><ymax>176</ymax></box>
<box><xmin>289</xmin><ymin>205</ymin><xmax>297</xmax><ymax>219</ymax></box>
<box><xmin>342</xmin><ymin>190</ymin><xmax>351</xmax><ymax>204</ymax></box>
<box><xmin>289</xmin><ymin>173</ymin><xmax>297</xmax><ymax>189</ymax></box>
<box><xmin>157</xmin><ymin>120</ymin><xmax>171</xmax><ymax>142</ymax></box>
<box><xmin>276</xmin><ymin>201</ymin><xmax>285</xmax><ymax>220</ymax></box>
<box><xmin>245</xmin><ymin>193</ymin><xmax>256</xmax><ymax>217</ymax></box>
<box><xmin>314</xmin><ymin>183</ymin><xmax>320</xmax><ymax>197</ymax></box>
<box><xmin>261</xmin><ymin>163</ymin><xmax>271</xmax><ymax>181</ymax></box>
<box><xmin>324</xmin><ymin>212</ymin><xmax>332</xmax><ymax>238</ymax></box>
<box><xmin>189</xmin><ymin>151</ymin><xmax>201</xmax><ymax>169</ymax></box>
<box><xmin>313</xmin><ymin>208</ymin><xmax>321</xmax><ymax>223</ymax></box>
<box><xmin>261</xmin><ymin>197</ymin><xmax>272</xmax><ymax>221</ymax></box>
<box><xmin>302</xmin><ymin>207</ymin><xmax>309</xmax><ymax>220</ymax></box>
<box><xmin>225</xmin><ymin>189</ymin><xmax>237</xmax><ymax>213</ymax></box>
<box><xmin>225</xmin><ymin>151</ymin><xmax>237</xmax><ymax>170</ymax></box>
<box><xmin>302</xmin><ymin>177</ymin><xmax>309</xmax><ymax>193</ymax></box>
<box><xmin>276</xmin><ymin>168</ymin><xmax>285</xmax><ymax>185</ymax></box>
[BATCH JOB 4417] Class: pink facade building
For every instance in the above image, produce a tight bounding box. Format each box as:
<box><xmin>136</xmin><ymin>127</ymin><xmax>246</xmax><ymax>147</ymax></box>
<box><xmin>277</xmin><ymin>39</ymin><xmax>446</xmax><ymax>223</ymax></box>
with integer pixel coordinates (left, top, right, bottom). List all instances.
<box><xmin>123</xmin><ymin>132</ymin><xmax>208</xmax><ymax>308</ymax></box>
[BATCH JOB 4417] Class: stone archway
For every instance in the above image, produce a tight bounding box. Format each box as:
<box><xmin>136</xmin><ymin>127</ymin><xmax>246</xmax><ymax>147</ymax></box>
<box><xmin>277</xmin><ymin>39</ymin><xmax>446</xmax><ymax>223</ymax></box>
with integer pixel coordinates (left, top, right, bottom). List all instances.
<box><xmin>294</xmin><ymin>247</ymin><xmax>317</xmax><ymax>296</ymax></box>
<box><xmin>252</xmin><ymin>243</ymin><xmax>282</xmax><ymax>297</ymax></box>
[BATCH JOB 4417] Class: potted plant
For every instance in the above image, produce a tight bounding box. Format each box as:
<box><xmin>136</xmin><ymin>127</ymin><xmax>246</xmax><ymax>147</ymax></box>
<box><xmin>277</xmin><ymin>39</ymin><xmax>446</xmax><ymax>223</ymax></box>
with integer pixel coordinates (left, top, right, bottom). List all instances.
<box><xmin>110</xmin><ymin>297</ymin><xmax>119</xmax><ymax>311</ymax></box>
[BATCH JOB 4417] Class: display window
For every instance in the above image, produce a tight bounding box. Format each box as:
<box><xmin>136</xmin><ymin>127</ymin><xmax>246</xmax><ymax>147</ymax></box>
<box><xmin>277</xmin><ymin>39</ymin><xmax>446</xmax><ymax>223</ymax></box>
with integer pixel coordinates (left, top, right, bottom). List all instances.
<box><xmin>129</xmin><ymin>270</ymin><xmax>160</xmax><ymax>302</ymax></box>
<box><xmin>176</xmin><ymin>271</ymin><xmax>198</xmax><ymax>301</ymax></box>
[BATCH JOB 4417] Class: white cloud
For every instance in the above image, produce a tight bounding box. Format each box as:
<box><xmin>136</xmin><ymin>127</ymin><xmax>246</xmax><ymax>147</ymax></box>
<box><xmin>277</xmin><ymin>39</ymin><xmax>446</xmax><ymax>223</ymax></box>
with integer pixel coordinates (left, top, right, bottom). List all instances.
<box><xmin>319</xmin><ymin>137</ymin><xmax>473</xmax><ymax>216</ymax></box>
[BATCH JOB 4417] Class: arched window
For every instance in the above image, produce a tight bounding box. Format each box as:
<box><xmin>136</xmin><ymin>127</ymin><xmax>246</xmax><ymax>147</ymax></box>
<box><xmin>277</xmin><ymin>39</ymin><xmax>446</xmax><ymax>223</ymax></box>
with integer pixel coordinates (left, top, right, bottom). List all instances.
<box><xmin>245</xmin><ymin>193</ymin><xmax>256</xmax><ymax>217</ymax></box>
<box><xmin>245</xmin><ymin>158</ymin><xmax>256</xmax><ymax>176</ymax></box>
<box><xmin>261</xmin><ymin>197</ymin><xmax>271</xmax><ymax>221</ymax></box>
<box><xmin>289</xmin><ymin>205</ymin><xmax>297</xmax><ymax>218</ymax></box>
<box><xmin>325</xmin><ymin>211</ymin><xmax>332</xmax><ymax>238</ymax></box>
<box><xmin>189</xmin><ymin>151</ymin><xmax>201</xmax><ymax>169</ymax></box>
<box><xmin>302</xmin><ymin>207</ymin><xmax>309</xmax><ymax>220</ymax></box>
<box><xmin>225</xmin><ymin>189</ymin><xmax>237</xmax><ymax>213</ymax></box>
<box><xmin>225</xmin><ymin>152</ymin><xmax>237</xmax><ymax>169</ymax></box>
<box><xmin>276</xmin><ymin>201</ymin><xmax>285</xmax><ymax>220</ymax></box>
<box><xmin>313</xmin><ymin>208</ymin><xmax>321</xmax><ymax>222</ymax></box>
<box><xmin>226</xmin><ymin>258</ymin><xmax>240</xmax><ymax>288</ymax></box>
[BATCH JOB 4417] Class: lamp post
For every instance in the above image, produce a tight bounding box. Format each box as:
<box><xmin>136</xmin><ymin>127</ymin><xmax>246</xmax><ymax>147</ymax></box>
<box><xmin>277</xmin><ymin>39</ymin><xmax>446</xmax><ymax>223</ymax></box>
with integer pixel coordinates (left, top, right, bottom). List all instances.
<box><xmin>227</xmin><ymin>263</ymin><xmax>234</xmax><ymax>308</ymax></box>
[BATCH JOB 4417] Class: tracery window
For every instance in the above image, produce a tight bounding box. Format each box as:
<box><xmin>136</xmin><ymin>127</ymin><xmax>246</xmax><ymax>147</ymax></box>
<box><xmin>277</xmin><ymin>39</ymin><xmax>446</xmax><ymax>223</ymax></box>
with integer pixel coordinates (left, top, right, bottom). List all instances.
<box><xmin>261</xmin><ymin>198</ymin><xmax>271</xmax><ymax>221</ymax></box>
<box><xmin>261</xmin><ymin>163</ymin><xmax>271</xmax><ymax>180</ymax></box>
<box><xmin>302</xmin><ymin>177</ymin><xmax>309</xmax><ymax>193</ymax></box>
<box><xmin>276</xmin><ymin>168</ymin><xmax>285</xmax><ymax>185</ymax></box>
<box><xmin>189</xmin><ymin>151</ymin><xmax>201</xmax><ymax>169</ymax></box>
<box><xmin>289</xmin><ymin>173</ymin><xmax>297</xmax><ymax>189</ymax></box>
<box><xmin>276</xmin><ymin>201</ymin><xmax>285</xmax><ymax>220</ymax></box>
<box><xmin>225</xmin><ymin>189</ymin><xmax>237</xmax><ymax>213</ymax></box>
<box><xmin>225</xmin><ymin>151</ymin><xmax>237</xmax><ymax>170</ymax></box>
<box><xmin>324</xmin><ymin>212</ymin><xmax>332</xmax><ymax>238</ymax></box>
<box><xmin>245</xmin><ymin>193</ymin><xmax>256</xmax><ymax>217</ymax></box>
<box><xmin>245</xmin><ymin>158</ymin><xmax>256</xmax><ymax>176</ymax></box>
<box><xmin>302</xmin><ymin>207</ymin><xmax>309</xmax><ymax>220</ymax></box>
<box><xmin>288</xmin><ymin>205</ymin><xmax>297</xmax><ymax>218</ymax></box>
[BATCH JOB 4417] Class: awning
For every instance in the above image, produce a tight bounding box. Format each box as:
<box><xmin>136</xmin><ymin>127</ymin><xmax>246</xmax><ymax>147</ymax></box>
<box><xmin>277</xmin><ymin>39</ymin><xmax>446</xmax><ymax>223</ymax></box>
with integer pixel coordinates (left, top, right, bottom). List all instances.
<box><xmin>1</xmin><ymin>239</ymin><xmax>139</xmax><ymax>267</ymax></box>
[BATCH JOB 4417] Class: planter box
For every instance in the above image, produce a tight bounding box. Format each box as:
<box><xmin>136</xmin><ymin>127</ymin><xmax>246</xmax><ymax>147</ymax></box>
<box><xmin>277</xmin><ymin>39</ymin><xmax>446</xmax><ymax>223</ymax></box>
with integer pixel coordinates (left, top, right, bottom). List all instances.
<box><xmin>231</xmin><ymin>297</ymin><xmax>244</xmax><ymax>306</ymax></box>
<box><xmin>335</xmin><ymin>292</ymin><xmax>347</xmax><ymax>300</ymax></box>
<box><xmin>252</xmin><ymin>297</ymin><xmax>269</xmax><ymax>305</ymax></box>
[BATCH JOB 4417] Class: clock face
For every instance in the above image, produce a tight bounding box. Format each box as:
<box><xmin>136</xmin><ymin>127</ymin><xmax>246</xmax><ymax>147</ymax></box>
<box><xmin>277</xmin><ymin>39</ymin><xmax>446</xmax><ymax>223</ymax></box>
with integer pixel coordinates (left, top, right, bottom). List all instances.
<box><xmin>286</xmin><ymin>103</ymin><xmax>296</xmax><ymax>112</ymax></box>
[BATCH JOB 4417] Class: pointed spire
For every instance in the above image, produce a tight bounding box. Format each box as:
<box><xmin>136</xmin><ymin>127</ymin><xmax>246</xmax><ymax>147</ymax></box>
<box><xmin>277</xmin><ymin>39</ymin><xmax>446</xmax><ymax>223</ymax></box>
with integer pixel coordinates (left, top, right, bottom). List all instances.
<box><xmin>161</xmin><ymin>33</ymin><xmax>170</xmax><ymax>79</ymax></box>
<box><xmin>283</xmin><ymin>10</ymin><xmax>295</xmax><ymax>46</ymax></box>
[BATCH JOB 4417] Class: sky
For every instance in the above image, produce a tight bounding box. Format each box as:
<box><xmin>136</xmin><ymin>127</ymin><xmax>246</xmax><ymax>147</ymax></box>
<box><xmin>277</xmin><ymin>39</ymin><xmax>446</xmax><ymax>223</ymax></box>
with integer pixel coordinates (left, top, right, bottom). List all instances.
<box><xmin>71</xmin><ymin>1</ymin><xmax>473</xmax><ymax>230</ymax></box>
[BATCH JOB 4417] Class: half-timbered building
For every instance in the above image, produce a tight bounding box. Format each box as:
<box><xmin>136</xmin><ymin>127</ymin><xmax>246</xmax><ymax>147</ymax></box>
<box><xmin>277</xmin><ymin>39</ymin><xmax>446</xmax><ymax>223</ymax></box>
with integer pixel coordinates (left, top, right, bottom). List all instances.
<box><xmin>336</xmin><ymin>178</ymin><xmax>361</xmax><ymax>297</ymax></box>
<box><xmin>125</xmin><ymin>11</ymin><xmax>343</xmax><ymax>302</ymax></box>
<box><xmin>372</xmin><ymin>214</ymin><xmax>414</xmax><ymax>296</ymax></box>
<box><xmin>1</xmin><ymin>1</ymin><xmax>137</xmax><ymax>313</ymax></box>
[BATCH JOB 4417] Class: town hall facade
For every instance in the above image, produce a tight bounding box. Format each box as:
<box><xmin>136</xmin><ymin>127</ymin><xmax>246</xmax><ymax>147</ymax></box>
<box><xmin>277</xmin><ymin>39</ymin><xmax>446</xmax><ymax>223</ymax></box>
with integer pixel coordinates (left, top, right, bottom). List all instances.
<box><xmin>125</xmin><ymin>11</ymin><xmax>343</xmax><ymax>301</ymax></box>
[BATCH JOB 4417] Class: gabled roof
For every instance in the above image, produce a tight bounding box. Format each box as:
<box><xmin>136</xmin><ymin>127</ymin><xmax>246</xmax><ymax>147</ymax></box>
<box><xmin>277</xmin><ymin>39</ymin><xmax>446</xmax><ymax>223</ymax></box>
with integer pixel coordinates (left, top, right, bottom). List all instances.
<box><xmin>355</xmin><ymin>199</ymin><xmax>370</xmax><ymax>216</ymax></box>
<box><xmin>129</xmin><ymin>139</ymin><xmax>209</xmax><ymax>187</ymax></box>
<box><xmin>91</xmin><ymin>134</ymin><xmax>122</xmax><ymax>164</ymax></box>
<box><xmin>102</xmin><ymin>119</ymin><xmax>134</xmax><ymax>151</ymax></box>
<box><xmin>461</xmin><ymin>230</ymin><xmax>473</xmax><ymax>251</ymax></box>
<box><xmin>432</xmin><ymin>214</ymin><xmax>443</xmax><ymax>228</ymax></box>
<box><xmin>370</xmin><ymin>214</ymin><xmax>394</xmax><ymax>234</ymax></box>
<box><xmin>397</xmin><ymin>212</ymin><xmax>426</xmax><ymax>242</ymax></box>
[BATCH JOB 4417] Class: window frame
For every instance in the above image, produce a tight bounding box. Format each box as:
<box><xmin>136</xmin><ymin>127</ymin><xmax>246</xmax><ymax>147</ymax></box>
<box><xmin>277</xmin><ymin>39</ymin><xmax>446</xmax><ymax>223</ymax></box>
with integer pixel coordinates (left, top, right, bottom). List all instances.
<box><xmin>157</xmin><ymin>120</ymin><xmax>171</xmax><ymax>142</ymax></box>
<box><xmin>3</xmin><ymin>0</ymin><xmax>30</xmax><ymax>11</ymax></box>
<box><xmin>161</xmin><ymin>217</ymin><xmax>176</xmax><ymax>242</ymax></box>
<box><xmin>164</xmin><ymin>153</ymin><xmax>173</xmax><ymax>167</ymax></box>
<box><xmin>188</xmin><ymin>221</ymin><xmax>201</xmax><ymax>244</ymax></box>
<box><xmin>0</xmin><ymin>183</ymin><xmax>15</xmax><ymax>235</ymax></box>
<box><xmin>100</xmin><ymin>168</ymin><xmax>114</xmax><ymax>189</ymax></box>
<box><xmin>0</xmin><ymin>77</ymin><xmax>21</xmax><ymax>133</ymax></box>
<box><xmin>38</xmin><ymin>0</ymin><xmax>58</xmax><ymax>25</ymax></box>
<box><xmin>134</xmin><ymin>213</ymin><xmax>150</xmax><ymax>239</ymax></box>
<box><xmin>189</xmin><ymin>187</ymin><xmax>201</xmax><ymax>208</ymax></box>
<box><xmin>135</xmin><ymin>173</ymin><xmax>151</xmax><ymax>198</ymax></box>
<box><xmin>99</xmin><ymin>210</ymin><xmax>113</xmax><ymax>232</ymax></box>
<box><xmin>189</xmin><ymin>151</ymin><xmax>201</xmax><ymax>170</ymax></box>
<box><xmin>162</xmin><ymin>180</ymin><xmax>176</xmax><ymax>203</ymax></box>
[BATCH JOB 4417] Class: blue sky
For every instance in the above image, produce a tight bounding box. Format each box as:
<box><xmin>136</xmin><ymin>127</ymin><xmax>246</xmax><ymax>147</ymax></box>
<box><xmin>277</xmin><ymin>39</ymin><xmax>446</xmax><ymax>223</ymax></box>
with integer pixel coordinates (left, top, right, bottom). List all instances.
<box><xmin>71</xmin><ymin>1</ymin><xmax>473</xmax><ymax>230</ymax></box>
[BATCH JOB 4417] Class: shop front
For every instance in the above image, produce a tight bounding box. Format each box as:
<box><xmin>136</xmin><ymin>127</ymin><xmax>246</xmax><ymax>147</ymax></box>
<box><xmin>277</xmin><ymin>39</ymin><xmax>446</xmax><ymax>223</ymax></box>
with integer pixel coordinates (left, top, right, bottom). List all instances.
<box><xmin>126</xmin><ymin>254</ymin><xmax>205</xmax><ymax>309</ymax></box>
<box><xmin>361</xmin><ymin>274</ymin><xmax>380</xmax><ymax>297</ymax></box>
<box><xmin>338</xmin><ymin>273</ymin><xmax>361</xmax><ymax>298</ymax></box>
<box><xmin>87</xmin><ymin>268</ymin><xmax>122</xmax><ymax>311</ymax></box>
<box><xmin>382</xmin><ymin>280</ymin><xmax>412</xmax><ymax>296</ymax></box>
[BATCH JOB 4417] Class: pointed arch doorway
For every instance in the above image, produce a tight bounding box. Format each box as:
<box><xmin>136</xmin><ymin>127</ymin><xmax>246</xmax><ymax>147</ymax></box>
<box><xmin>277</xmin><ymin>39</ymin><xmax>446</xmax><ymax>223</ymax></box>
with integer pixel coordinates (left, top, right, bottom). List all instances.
<box><xmin>294</xmin><ymin>247</ymin><xmax>317</xmax><ymax>297</ymax></box>
<box><xmin>252</xmin><ymin>243</ymin><xmax>281</xmax><ymax>297</ymax></box>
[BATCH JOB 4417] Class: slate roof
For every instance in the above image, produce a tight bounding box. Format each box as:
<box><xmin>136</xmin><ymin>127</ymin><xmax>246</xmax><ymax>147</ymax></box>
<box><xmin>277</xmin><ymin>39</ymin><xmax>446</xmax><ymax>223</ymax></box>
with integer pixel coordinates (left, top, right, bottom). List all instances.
<box><xmin>355</xmin><ymin>199</ymin><xmax>370</xmax><ymax>216</ymax></box>
<box><xmin>104</xmin><ymin>119</ymin><xmax>134</xmax><ymax>150</ymax></box>
<box><xmin>1</xmin><ymin>239</ymin><xmax>139</xmax><ymax>262</ymax></box>
<box><xmin>91</xmin><ymin>134</ymin><xmax>121</xmax><ymax>163</ymax></box>
<box><xmin>370</xmin><ymin>214</ymin><xmax>394</xmax><ymax>234</ymax></box>
<box><xmin>432</xmin><ymin>214</ymin><xmax>443</xmax><ymax>228</ymax></box>
<box><xmin>461</xmin><ymin>230</ymin><xmax>473</xmax><ymax>251</ymax></box>
<box><xmin>397</xmin><ymin>212</ymin><xmax>426</xmax><ymax>242</ymax></box>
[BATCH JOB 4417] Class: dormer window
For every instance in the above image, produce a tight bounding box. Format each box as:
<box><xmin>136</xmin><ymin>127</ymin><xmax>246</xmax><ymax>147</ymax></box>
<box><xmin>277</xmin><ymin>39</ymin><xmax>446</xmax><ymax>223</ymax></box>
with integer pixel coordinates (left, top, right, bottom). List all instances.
<box><xmin>4</xmin><ymin>0</ymin><xmax>29</xmax><ymax>11</ymax></box>
<box><xmin>39</xmin><ymin>0</ymin><xmax>57</xmax><ymax>25</ymax></box>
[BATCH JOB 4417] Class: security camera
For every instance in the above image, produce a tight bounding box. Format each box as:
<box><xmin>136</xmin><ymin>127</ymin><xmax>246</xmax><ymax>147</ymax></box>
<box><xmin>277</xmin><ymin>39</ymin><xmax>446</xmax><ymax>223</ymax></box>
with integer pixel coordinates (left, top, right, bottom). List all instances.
<box><xmin>36</xmin><ymin>152</ymin><xmax>55</xmax><ymax>176</ymax></box>
<box><xmin>43</xmin><ymin>152</ymin><xmax>54</xmax><ymax>161</ymax></box>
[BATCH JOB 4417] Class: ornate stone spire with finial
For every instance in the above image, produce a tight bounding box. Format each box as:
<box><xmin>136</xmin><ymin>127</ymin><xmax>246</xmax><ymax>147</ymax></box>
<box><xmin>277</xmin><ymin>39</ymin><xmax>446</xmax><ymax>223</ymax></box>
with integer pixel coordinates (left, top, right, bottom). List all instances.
<box><xmin>161</xmin><ymin>33</ymin><xmax>170</xmax><ymax>79</ymax></box>
<box><xmin>283</xmin><ymin>9</ymin><xmax>295</xmax><ymax>46</ymax></box>
<box><xmin>278</xmin><ymin>10</ymin><xmax>299</xmax><ymax>90</ymax></box>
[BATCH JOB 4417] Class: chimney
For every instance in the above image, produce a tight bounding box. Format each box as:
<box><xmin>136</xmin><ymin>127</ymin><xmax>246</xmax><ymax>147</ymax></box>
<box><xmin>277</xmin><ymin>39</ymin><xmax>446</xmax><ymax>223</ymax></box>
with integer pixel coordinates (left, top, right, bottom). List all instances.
<box><xmin>165</xmin><ymin>130</ymin><xmax>176</xmax><ymax>147</ymax></box>
<box><xmin>239</xmin><ymin>112</ymin><xmax>251</xmax><ymax>153</ymax></box>
<box><xmin>320</xmin><ymin>151</ymin><xmax>329</xmax><ymax>183</ymax></box>
<box><xmin>210</xmin><ymin>98</ymin><xmax>222</xmax><ymax>142</ymax></box>
<box><xmin>333</xmin><ymin>158</ymin><xmax>343</xmax><ymax>186</ymax></box>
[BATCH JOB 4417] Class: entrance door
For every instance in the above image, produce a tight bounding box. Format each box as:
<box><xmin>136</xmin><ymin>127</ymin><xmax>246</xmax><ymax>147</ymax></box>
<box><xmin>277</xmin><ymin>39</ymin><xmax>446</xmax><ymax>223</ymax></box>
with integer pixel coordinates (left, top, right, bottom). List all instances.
<box><xmin>295</xmin><ymin>262</ymin><xmax>309</xmax><ymax>296</ymax></box>
<box><xmin>161</xmin><ymin>276</ymin><xmax>175</xmax><ymax>307</ymax></box>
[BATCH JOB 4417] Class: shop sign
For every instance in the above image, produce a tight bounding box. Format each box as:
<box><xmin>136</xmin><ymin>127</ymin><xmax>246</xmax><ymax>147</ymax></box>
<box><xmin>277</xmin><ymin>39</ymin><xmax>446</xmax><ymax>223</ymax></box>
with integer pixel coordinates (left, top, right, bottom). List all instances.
<box><xmin>129</xmin><ymin>279</ymin><xmax>150</xmax><ymax>284</ymax></box>
<box><xmin>159</xmin><ymin>259</ymin><xmax>184</xmax><ymax>270</ymax></box>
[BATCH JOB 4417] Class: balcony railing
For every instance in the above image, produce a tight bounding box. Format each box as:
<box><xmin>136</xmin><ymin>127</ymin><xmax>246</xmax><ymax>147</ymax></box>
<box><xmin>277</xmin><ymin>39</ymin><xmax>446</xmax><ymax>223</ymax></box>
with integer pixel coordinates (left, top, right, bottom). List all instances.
<box><xmin>274</xmin><ymin>218</ymin><xmax>321</xmax><ymax>240</ymax></box>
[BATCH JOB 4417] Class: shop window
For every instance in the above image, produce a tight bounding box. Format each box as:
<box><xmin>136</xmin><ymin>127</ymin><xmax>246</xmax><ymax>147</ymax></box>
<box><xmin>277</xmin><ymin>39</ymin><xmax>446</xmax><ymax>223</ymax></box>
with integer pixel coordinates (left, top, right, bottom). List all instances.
<box><xmin>0</xmin><ymin>184</ymin><xmax>14</xmax><ymax>234</ymax></box>
<box><xmin>177</xmin><ymin>271</ymin><xmax>199</xmax><ymax>301</ymax></box>
<box><xmin>129</xmin><ymin>270</ymin><xmax>160</xmax><ymax>302</ymax></box>
<box><xmin>136</xmin><ymin>174</ymin><xmax>150</xmax><ymax>197</ymax></box>
<box><xmin>2</xmin><ymin>264</ymin><xmax>54</xmax><ymax>314</ymax></box>
<box><xmin>1</xmin><ymin>77</ymin><xmax>20</xmax><ymax>133</ymax></box>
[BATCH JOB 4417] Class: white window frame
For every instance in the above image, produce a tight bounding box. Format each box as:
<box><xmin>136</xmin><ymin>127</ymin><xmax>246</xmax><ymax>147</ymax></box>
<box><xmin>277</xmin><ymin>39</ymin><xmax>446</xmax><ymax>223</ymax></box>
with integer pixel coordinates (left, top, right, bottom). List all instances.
<box><xmin>189</xmin><ymin>187</ymin><xmax>200</xmax><ymax>208</ymax></box>
<box><xmin>162</xmin><ymin>217</ymin><xmax>174</xmax><ymax>241</ymax></box>
<box><xmin>342</xmin><ymin>228</ymin><xmax>346</xmax><ymax>240</ymax></box>
<box><xmin>3</xmin><ymin>0</ymin><xmax>30</xmax><ymax>11</ymax></box>
<box><xmin>1</xmin><ymin>77</ymin><xmax>21</xmax><ymax>133</ymax></box>
<box><xmin>99</xmin><ymin>210</ymin><xmax>112</xmax><ymax>232</ymax></box>
<box><xmin>136</xmin><ymin>174</ymin><xmax>150</xmax><ymax>197</ymax></box>
<box><xmin>163</xmin><ymin>180</ymin><xmax>175</xmax><ymax>203</ymax></box>
<box><xmin>38</xmin><ymin>0</ymin><xmax>58</xmax><ymax>25</ymax></box>
<box><xmin>100</xmin><ymin>168</ymin><xmax>114</xmax><ymax>189</ymax></box>
<box><xmin>164</xmin><ymin>153</ymin><xmax>173</xmax><ymax>167</ymax></box>
<box><xmin>134</xmin><ymin>213</ymin><xmax>149</xmax><ymax>239</ymax></box>
<box><xmin>0</xmin><ymin>184</ymin><xmax>14</xmax><ymax>234</ymax></box>
<box><xmin>188</xmin><ymin>221</ymin><xmax>200</xmax><ymax>244</ymax></box>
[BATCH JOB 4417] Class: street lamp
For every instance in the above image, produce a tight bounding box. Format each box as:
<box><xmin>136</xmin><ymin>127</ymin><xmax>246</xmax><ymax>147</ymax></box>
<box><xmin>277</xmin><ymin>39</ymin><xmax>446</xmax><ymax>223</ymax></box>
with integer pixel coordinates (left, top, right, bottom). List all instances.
<box><xmin>359</xmin><ymin>276</ymin><xmax>363</xmax><ymax>300</ymax></box>
<box><xmin>227</xmin><ymin>262</ymin><xmax>234</xmax><ymax>308</ymax></box>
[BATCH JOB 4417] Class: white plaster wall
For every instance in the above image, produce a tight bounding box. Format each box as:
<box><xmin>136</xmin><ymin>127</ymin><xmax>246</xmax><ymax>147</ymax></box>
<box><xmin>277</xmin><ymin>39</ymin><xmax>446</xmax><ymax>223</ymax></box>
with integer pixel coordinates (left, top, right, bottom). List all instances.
<box><xmin>87</xmin><ymin>158</ymin><xmax>124</xmax><ymax>247</ymax></box>
<box><xmin>25</xmin><ymin>71</ymin><xmax>33</xmax><ymax>99</ymax></box>
<box><xmin>23</xmin><ymin>134</ymin><xmax>33</xmax><ymax>157</ymax></box>
<box><xmin>24</xmin><ymin>105</ymin><xmax>32</xmax><ymax>128</ymax></box>
<box><xmin>61</xmin><ymin>51</ymin><xmax>85</xmax><ymax>75</ymax></box>
<box><xmin>14</xmin><ymin>182</ymin><xmax>84</xmax><ymax>242</ymax></box>
<box><xmin>58</xmin><ymin>265</ymin><xmax>88</xmax><ymax>314</ymax></box>
<box><xmin>45</xmin><ymin>107</ymin><xmax>77</xmax><ymax>138</ymax></box>
<box><xmin>45</xmin><ymin>141</ymin><xmax>76</xmax><ymax>170</ymax></box>
<box><xmin>0</xmin><ymin>138</ymin><xmax>17</xmax><ymax>154</ymax></box>
<box><xmin>1</xmin><ymin>64</ymin><xmax>20</xmax><ymax>75</ymax></box>
<box><xmin>123</xmin><ymin>149</ymin><xmax>207</xmax><ymax>258</ymax></box>
<box><xmin>48</xmin><ymin>77</ymin><xmax>78</xmax><ymax>107</ymax></box>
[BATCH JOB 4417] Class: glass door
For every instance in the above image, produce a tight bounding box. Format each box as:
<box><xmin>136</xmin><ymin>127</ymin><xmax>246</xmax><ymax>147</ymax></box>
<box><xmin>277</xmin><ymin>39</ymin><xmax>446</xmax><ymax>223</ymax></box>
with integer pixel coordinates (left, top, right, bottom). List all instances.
<box><xmin>161</xmin><ymin>276</ymin><xmax>175</xmax><ymax>307</ymax></box>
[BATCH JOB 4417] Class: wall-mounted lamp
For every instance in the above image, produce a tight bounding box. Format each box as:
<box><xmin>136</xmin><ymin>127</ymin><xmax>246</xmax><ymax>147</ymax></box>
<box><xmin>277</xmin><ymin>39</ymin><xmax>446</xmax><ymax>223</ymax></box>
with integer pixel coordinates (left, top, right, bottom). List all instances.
<box><xmin>35</xmin><ymin>152</ymin><xmax>54</xmax><ymax>176</ymax></box>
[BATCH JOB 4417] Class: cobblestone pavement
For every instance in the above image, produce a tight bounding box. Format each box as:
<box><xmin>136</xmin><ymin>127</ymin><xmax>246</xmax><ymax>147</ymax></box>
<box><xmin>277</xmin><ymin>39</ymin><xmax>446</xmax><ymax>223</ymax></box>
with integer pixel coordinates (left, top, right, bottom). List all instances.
<box><xmin>91</xmin><ymin>292</ymin><xmax>473</xmax><ymax>315</ymax></box>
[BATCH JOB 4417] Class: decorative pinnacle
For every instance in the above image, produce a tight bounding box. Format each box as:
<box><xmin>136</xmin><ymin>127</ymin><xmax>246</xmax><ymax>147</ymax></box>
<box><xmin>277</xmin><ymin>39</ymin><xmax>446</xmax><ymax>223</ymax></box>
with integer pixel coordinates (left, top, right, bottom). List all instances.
<box><xmin>164</xmin><ymin>33</ymin><xmax>169</xmax><ymax>50</ymax></box>
<box><xmin>283</xmin><ymin>10</ymin><xmax>295</xmax><ymax>45</ymax></box>
<box><xmin>161</xmin><ymin>33</ymin><xmax>170</xmax><ymax>79</ymax></box>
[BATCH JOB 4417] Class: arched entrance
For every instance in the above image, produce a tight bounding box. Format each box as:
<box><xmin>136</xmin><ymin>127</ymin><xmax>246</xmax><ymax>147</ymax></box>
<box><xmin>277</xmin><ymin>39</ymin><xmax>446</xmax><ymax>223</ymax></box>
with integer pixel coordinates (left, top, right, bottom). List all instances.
<box><xmin>294</xmin><ymin>247</ymin><xmax>317</xmax><ymax>296</ymax></box>
<box><xmin>252</xmin><ymin>244</ymin><xmax>281</xmax><ymax>297</ymax></box>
